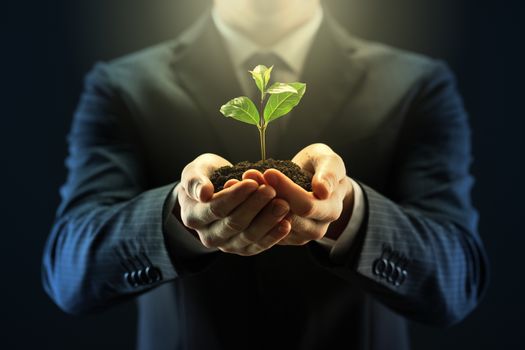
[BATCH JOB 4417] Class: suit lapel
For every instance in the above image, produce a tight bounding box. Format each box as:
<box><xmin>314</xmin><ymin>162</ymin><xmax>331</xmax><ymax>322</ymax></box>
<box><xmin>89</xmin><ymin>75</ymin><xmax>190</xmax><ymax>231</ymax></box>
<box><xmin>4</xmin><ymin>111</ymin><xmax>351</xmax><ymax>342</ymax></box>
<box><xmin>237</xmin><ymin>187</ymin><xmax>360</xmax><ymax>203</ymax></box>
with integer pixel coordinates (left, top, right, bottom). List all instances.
<box><xmin>172</xmin><ymin>10</ymin><xmax>259</xmax><ymax>162</ymax></box>
<box><xmin>274</xmin><ymin>12</ymin><xmax>365</xmax><ymax>159</ymax></box>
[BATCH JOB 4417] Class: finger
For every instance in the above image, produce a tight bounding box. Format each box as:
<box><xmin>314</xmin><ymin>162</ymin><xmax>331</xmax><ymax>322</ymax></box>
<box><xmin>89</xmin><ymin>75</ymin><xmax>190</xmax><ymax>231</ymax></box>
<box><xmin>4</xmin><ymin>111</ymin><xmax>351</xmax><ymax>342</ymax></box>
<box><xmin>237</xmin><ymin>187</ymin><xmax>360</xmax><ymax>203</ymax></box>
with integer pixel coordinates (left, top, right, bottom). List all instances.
<box><xmin>182</xmin><ymin>171</ymin><xmax>214</xmax><ymax>202</ymax></box>
<box><xmin>223</xmin><ymin>179</ymin><xmax>240</xmax><ymax>189</ymax></box>
<box><xmin>241</xmin><ymin>220</ymin><xmax>291</xmax><ymax>256</ymax></box>
<box><xmin>182</xmin><ymin>180</ymin><xmax>259</xmax><ymax>228</ymax></box>
<box><xmin>291</xmin><ymin>145</ymin><xmax>346</xmax><ymax>200</ymax></box>
<box><xmin>291</xmin><ymin>143</ymin><xmax>335</xmax><ymax>177</ymax></box>
<box><xmin>197</xmin><ymin>182</ymin><xmax>215</xmax><ymax>202</ymax></box>
<box><xmin>264</xmin><ymin>169</ymin><xmax>346</xmax><ymax>221</ymax></box>
<box><xmin>208</xmin><ymin>184</ymin><xmax>277</xmax><ymax>240</ymax></box>
<box><xmin>277</xmin><ymin>230</ymin><xmax>310</xmax><ymax>246</ymax></box>
<box><xmin>222</xmin><ymin>198</ymin><xmax>290</xmax><ymax>250</ymax></box>
<box><xmin>263</xmin><ymin>168</ymin><xmax>315</xmax><ymax>217</ymax></box>
<box><xmin>242</xmin><ymin>169</ymin><xmax>266</xmax><ymax>185</ymax></box>
<box><xmin>181</xmin><ymin>153</ymin><xmax>232</xmax><ymax>202</ymax></box>
<box><xmin>278</xmin><ymin>215</ymin><xmax>329</xmax><ymax>243</ymax></box>
<box><xmin>310</xmin><ymin>154</ymin><xmax>346</xmax><ymax>200</ymax></box>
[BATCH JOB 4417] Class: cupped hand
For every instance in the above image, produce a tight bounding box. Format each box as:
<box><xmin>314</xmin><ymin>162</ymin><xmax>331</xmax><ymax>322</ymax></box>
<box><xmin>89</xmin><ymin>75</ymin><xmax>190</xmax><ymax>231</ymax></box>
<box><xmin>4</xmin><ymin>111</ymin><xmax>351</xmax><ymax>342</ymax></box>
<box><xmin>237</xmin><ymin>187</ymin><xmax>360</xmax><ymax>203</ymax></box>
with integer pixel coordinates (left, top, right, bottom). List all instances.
<box><xmin>245</xmin><ymin>144</ymin><xmax>354</xmax><ymax>245</ymax></box>
<box><xmin>176</xmin><ymin>153</ymin><xmax>292</xmax><ymax>256</ymax></box>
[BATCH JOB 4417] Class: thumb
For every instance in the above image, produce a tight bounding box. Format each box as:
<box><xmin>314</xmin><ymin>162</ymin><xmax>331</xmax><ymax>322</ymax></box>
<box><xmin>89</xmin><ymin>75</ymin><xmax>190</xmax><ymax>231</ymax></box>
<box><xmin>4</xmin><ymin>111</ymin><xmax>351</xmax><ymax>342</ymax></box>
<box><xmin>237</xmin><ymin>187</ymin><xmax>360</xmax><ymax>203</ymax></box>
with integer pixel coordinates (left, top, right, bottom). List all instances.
<box><xmin>181</xmin><ymin>168</ymin><xmax>215</xmax><ymax>203</ymax></box>
<box><xmin>182</xmin><ymin>153</ymin><xmax>231</xmax><ymax>202</ymax></box>
<box><xmin>184</xmin><ymin>176</ymin><xmax>214</xmax><ymax>202</ymax></box>
<box><xmin>312</xmin><ymin>171</ymin><xmax>335</xmax><ymax>200</ymax></box>
<box><xmin>311</xmin><ymin>154</ymin><xmax>345</xmax><ymax>200</ymax></box>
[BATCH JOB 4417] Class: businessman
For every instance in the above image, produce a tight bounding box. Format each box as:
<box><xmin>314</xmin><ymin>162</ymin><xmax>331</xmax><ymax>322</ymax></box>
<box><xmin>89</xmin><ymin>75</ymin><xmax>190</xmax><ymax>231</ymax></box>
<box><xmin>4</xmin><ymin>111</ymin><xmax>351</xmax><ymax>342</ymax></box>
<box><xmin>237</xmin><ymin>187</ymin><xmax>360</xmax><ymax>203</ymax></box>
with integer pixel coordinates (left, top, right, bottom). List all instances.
<box><xmin>42</xmin><ymin>0</ymin><xmax>489</xmax><ymax>349</ymax></box>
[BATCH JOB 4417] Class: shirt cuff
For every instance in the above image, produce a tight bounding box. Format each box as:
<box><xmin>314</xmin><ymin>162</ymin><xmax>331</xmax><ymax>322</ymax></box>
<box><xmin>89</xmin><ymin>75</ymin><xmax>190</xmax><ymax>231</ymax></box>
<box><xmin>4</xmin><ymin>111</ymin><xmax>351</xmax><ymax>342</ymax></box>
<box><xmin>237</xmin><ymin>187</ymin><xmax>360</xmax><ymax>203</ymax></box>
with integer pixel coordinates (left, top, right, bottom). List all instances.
<box><xmin>163</xmin><ymin>183</ymin><xmax>219</xmax><ymax>260</ymax></box>
<box><xmin>315</xmin><ymin>178</ymin><xmax>366</xmax><ymax>264</ymax></box>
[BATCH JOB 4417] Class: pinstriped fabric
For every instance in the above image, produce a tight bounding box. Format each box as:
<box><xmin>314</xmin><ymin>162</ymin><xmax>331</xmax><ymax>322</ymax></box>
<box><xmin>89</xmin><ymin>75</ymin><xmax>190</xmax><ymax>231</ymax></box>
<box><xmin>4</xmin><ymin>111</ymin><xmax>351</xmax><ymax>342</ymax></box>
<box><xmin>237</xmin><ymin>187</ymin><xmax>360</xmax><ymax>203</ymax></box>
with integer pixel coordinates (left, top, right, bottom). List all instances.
<box><xmin>42</xmin><ymin>63</ymin><xmax>178</xmax><ymax>314</ymax></box>
<box><xmin>355</xmin><ymin>184</ymin><xmax>479</xmax><ymax>324</ymax></box>
<box><xmin>306</xmin><ymin>62</ymin><xmax>488</xmax><ymax>327</ymax></box>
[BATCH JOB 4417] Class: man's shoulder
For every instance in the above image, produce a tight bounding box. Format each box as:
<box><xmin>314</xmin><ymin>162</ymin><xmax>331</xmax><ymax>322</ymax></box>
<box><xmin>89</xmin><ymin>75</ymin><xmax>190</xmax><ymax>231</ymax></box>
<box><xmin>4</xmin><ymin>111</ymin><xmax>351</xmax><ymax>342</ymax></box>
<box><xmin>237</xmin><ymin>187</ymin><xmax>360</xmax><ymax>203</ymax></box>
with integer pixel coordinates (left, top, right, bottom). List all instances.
<box><xmin>335</xmin><ymin>31</ymin><xmax>453</xmax><ymax>102</ymax></box>
<box><xmin>363</xmin><ymin>41</ymin><xmax>438</xmax><ymax>72</ymax></box>
<box><xmin>97</xmin><ymin>39</ymin><xmax>179</xmax><ymax>86</ymax></box>
<box><xmin>329</xmin><ymin>18</ymin><xmax>447</xmax><ymax>82</ymax></box>
<box><xmin>101</xmin><ymin>14</ymin><xmax>207</xmax><ymax>83</ymax></box>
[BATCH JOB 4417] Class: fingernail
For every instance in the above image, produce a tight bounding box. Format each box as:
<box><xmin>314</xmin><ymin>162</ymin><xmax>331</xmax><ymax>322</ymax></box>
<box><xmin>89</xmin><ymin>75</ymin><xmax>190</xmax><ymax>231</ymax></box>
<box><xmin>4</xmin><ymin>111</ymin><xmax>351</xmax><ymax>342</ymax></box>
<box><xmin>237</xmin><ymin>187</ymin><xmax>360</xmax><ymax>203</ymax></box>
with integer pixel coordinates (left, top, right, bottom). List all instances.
<box><xmin>272</xmin><ymin>203</ymin><xmax>289</xmax><ymax>217</ymax></box>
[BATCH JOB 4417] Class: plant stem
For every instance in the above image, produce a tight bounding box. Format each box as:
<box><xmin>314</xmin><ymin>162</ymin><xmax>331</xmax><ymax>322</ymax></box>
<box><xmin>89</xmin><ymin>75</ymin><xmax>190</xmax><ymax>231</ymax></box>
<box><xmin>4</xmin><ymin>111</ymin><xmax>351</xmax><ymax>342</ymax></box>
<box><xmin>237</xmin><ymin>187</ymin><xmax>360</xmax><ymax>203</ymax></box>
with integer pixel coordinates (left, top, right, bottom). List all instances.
<box><xmin>258</xmin><ymin>125</ymin><xmax>266</xmax><ymax>161</ymax></box>
<box><xmin>258</xmin><ymin>94</ymin><xmax>266</xmax><ymax>161</ymax></box>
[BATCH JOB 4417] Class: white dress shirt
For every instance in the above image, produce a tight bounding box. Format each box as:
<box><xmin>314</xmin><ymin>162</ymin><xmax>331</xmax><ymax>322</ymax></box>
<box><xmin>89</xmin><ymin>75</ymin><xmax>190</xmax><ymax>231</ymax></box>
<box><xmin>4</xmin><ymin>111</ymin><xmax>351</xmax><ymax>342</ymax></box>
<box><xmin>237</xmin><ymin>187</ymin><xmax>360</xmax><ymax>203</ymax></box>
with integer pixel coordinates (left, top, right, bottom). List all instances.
<box><xmin>211</xmin><ymin>6</ymin><xmax>322</xmax><ymax>99</ymax></box>
<box><xmin>168</xmin><ymin>5</ymin><xmax>365</xmax><ymax>262</ymax></box>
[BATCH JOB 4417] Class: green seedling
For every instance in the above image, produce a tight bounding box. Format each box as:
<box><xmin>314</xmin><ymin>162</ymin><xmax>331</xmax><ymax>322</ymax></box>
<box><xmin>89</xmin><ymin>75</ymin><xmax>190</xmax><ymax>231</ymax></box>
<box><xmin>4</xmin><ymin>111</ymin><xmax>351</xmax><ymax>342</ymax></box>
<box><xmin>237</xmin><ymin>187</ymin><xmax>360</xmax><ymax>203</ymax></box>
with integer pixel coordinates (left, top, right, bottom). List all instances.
<box><xmin>219</xmin><ymin>65</ymin><xmax>306</xmax><ymax>161</ymax></box>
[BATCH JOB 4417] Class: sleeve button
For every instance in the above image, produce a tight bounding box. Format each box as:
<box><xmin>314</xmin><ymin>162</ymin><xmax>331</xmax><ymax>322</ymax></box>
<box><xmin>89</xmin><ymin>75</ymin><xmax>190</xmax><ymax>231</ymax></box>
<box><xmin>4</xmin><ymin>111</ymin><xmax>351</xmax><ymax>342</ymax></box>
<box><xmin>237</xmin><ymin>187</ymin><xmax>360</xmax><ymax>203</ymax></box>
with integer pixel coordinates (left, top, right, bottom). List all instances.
<box><xmin>137</xmin><ymin>269</ymin><xmax>149</xmax><ymax>285</ymax></box>
<box><xmin>146</xmin><ymin>266</ymin><xmax>162</xmax><ymax>282</ymax></box>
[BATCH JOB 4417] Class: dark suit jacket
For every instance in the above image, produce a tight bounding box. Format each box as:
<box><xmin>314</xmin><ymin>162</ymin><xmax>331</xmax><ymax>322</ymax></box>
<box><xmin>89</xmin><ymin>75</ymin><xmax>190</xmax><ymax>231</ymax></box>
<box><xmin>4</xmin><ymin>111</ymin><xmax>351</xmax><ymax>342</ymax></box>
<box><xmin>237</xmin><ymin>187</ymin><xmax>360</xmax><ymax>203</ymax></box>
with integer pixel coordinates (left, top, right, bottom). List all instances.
<box><xmin>42</xmin><ymin>8</ymin><xmax>489</xmax><ymax>350</ymax></box>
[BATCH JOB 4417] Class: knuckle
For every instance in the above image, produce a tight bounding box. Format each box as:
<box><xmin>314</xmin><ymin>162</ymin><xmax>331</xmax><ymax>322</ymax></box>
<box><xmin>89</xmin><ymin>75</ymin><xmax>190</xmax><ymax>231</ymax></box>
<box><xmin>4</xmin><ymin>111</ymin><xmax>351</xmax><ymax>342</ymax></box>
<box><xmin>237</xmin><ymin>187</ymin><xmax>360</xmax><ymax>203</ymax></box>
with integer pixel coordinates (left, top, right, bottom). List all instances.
<box><xmin>298</xmin><ymin>202</ymin><xmax>315</xmax><ymax>217</ymax></box>
<box><xmin>243</xmin><ymin>245</ymin><xmax>262</xmax><ymax>256</ymax></box>
<box><xmin>208</xmin><ymin>203</ymin><xmax>227</xmax><ymax>219</ymax></box>
<box><xmin>266</xmin><ymin>229</ymin><xmax>283</xmax><ymax>242</ymax></box>
<box><xmin>200</xmin><ymin>236</ymin><xmax>214</xmax><ymax>248</ymax></box>
<box><xmin>181</xmin><ymin>215</ymin><xmax>200</xmax><ymax>229</ymax></box>
<box><xmin>236</xmin><ymin>233</ymin><xmax>255</xmax><ymax>246</ymax></box>
<box><xmin>218</xmin><ymin>246</ymin><xmax>235</xmax><ymax>254</ymax></box>
<box><xmin>217</xmin><ymin>246</ymin><xmax>237</xmax><ymax>254</ymax></box>
<box><xmin>221</xmin><ymin>244</ymin><xmax>254</xmax><ymax>256</ymax></box>
<box><xmin>325</xmin><ymin>211</ymin><xmax>340</xmax><ymax>223</ymax></box>
<box><xmin>201</xmin><ymin>234</ymin><xmax>223</xmax><ymax>248</ymax></box>
<box><xmin>223</xmin><ymin>218</ymin><xmax>247</xmax><ymax>233</ymax></box>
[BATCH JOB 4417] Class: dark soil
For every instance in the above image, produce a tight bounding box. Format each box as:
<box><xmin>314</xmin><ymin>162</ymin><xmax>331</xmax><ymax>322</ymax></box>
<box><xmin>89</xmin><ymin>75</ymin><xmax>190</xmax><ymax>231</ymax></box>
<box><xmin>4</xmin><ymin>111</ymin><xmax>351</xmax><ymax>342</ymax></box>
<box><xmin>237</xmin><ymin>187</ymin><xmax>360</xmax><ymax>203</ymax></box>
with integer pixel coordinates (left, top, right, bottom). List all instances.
<box><xmin>210</xmin><ymin>158</ymin><xmax>312</xmax><ymax>193</ymax></box>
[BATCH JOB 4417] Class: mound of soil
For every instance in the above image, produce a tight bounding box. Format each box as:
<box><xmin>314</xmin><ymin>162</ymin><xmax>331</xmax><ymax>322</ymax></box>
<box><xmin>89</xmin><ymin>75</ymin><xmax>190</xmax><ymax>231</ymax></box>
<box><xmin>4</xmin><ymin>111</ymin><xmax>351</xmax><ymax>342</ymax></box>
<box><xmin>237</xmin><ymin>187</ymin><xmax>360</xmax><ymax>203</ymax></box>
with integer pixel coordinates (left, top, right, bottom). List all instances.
<box><xmin>210</xmin><ymin>158</ymin><xmax>312</xmax><ymax>193</ymax></box>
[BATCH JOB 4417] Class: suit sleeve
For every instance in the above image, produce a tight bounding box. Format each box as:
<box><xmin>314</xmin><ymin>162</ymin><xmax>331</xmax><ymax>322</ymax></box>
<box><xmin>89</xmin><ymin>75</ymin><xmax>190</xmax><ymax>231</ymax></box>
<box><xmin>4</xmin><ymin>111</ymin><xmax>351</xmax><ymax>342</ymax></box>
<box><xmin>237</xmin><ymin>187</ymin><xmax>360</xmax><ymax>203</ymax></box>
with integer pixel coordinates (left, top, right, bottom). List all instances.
<box><xmin>41</xmin><ymin>63</ymin><xmax>218</xmax><ymax>315</ymax></box>
<box><xmin>307</xmin><ymin>62</ymin><xmax>489</xmax><ymax>327</ymax></box>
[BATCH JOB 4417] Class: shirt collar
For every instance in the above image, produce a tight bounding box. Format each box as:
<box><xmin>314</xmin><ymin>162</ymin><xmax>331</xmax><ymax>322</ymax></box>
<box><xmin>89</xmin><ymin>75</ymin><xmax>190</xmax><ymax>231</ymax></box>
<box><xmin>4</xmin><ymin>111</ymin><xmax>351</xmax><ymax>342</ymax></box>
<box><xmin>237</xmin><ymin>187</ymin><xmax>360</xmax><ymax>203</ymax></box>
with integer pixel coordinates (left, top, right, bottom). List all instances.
<box><xmin>212</xmin><ymin>5</ymin><xmax>323</xmax><ymax>76</ymax></box>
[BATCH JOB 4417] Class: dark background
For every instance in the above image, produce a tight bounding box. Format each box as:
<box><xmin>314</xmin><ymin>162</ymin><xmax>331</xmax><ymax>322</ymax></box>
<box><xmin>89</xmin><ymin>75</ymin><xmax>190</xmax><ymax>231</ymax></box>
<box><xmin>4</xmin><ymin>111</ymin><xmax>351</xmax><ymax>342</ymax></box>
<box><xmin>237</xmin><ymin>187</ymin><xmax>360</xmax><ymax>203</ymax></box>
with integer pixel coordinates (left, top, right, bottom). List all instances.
<box><xmin>2</xmin><ymin>0</ymin><xmax>523</xmax><ymax>349</ymax></box>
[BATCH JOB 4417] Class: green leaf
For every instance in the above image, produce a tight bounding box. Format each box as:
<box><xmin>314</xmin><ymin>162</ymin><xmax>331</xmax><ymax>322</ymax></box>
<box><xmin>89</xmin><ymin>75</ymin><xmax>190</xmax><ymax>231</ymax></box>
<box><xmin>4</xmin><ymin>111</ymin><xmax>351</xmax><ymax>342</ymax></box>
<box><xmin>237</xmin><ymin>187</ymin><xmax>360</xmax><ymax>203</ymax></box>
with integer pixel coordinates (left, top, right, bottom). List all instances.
<box><xmin>267</xmin><ymin>82</ymin><xmax>298</xmax><ymax>94</ymax></box>
<box><xmin>263</xmin><ymin>82</ymin><xmax>306</xmax><ymax>123</ymax></box>
<box><xmin>220</xmin><ymin>96</ymin><xmax>260</xmax><ymax>126</ymax></box>
<box><xmin>263</xmin><ymin>66</ymin><xmax>273</xmax><ymax>88</ymax></box>
<box><xmin>249</xmin><ymin>65</ymin><xmax>273</xmax><ymax>95</ymax></box>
